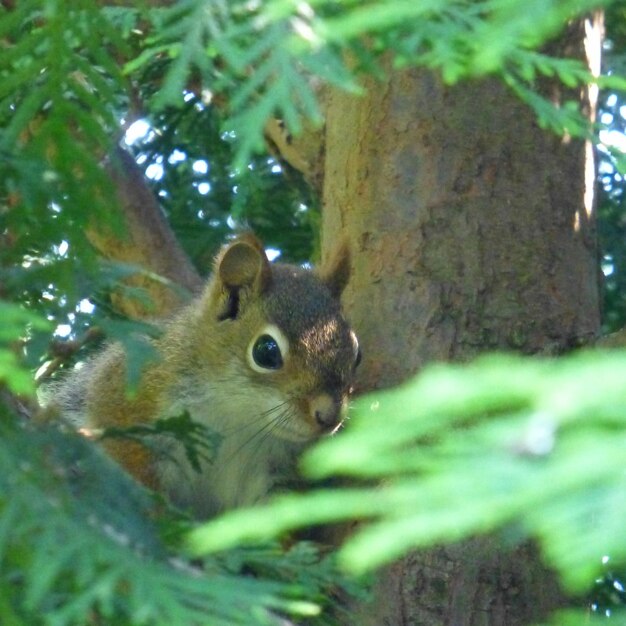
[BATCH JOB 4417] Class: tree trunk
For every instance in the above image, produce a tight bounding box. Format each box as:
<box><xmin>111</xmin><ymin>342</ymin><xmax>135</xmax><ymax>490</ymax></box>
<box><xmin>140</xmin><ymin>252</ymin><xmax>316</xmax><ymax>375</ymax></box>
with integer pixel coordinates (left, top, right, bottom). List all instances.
<box><xmin>321</xmin><ymin>17</ymin><xmax>602</xmax><ymax>626</ymax></box>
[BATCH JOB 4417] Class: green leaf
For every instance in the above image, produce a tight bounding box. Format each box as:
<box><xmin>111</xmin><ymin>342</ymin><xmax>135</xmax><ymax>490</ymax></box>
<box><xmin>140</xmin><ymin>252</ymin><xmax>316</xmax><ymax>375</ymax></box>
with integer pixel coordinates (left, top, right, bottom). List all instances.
<box><xmin>0</xmin><ymin>413</ymin><xmax>358</xmax><ymax>625</ymax></box>
<box><xmin>187</xmin><ymin>350</ymin><xmax>626</xmax><ymax>592</ymax></box>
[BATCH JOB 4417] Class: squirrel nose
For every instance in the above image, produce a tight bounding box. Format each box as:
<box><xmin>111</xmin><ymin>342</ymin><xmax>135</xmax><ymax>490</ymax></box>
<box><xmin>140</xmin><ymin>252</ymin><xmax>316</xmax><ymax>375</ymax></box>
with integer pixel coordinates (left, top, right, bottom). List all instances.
<box><xmin>309</xmin><ymin>393</ymin><xmax>344</xmax><ymax>432</ymax></box>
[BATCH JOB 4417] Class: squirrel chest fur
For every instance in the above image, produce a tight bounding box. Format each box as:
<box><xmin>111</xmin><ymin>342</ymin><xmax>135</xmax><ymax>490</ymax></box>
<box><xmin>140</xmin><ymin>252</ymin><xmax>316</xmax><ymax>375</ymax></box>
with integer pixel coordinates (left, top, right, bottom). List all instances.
<box><xmin>50</xmin><ymin>236</ymin><xmax>359</xmax><ymax>518</ymax></box>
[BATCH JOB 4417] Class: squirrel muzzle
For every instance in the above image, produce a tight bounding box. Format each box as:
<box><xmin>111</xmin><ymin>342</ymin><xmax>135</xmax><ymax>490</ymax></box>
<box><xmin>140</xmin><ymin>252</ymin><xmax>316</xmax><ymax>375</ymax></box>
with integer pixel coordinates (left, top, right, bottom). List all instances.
<box><xmin>308</xmin><ymin>392</ymin><xmax>345</xmax><ymax>434</ymax></box>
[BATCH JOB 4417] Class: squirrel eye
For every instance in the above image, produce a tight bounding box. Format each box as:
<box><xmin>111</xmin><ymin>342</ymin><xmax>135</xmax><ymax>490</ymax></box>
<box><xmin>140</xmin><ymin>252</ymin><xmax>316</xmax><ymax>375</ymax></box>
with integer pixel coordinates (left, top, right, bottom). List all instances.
<box><xmin>248</xmin><ymin>324</ymin><xmax>289</xmax><ymax>374</ymax></box>
<box><xmin>252</xmin><ymin>334</ymin><xmax>283</xmax><ymax>370</ymax></box>
<box><xmin>355</xmin><ymin>347</ymin><xmax>362</xmax><ymax>369</ymax></box>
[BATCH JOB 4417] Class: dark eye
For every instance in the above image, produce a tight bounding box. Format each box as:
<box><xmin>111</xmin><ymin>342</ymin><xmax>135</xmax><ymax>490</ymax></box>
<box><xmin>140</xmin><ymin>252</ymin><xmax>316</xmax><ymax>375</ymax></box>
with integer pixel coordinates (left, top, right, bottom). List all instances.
<box><xmin>355</xmin><ymin>347</ymin><xmax>362</xmax><ymax>369</ymax></box>
<box><xmin>252</xmin><ymin>334</ymin><xmax>283</xmax><ymax>370</ymax></box>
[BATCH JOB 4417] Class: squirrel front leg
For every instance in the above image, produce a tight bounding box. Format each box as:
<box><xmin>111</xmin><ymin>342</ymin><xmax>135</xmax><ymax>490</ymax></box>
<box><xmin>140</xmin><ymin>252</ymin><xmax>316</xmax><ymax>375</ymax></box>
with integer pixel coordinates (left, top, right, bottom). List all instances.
<box><xmin>81</xmin><ymin>347</ymin><xmax>167</xmax><ymax>491</ymax></box>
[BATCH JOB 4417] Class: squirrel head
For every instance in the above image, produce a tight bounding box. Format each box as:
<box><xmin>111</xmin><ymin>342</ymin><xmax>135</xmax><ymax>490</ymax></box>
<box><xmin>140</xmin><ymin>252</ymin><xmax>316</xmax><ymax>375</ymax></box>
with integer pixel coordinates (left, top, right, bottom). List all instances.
<box><xmin>191</xmin><ymin>234</ymin><xmax>360</xmax><ymax>442</ymax></box>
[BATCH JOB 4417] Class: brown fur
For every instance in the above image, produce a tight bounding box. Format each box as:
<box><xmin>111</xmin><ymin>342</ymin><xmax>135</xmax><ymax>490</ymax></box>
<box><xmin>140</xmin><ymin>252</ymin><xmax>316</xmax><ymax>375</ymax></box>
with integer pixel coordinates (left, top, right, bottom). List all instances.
<box><xmin>46</xmin><ymin>235</ymin><xmax>359</xmax><ymax>518</ymax></box>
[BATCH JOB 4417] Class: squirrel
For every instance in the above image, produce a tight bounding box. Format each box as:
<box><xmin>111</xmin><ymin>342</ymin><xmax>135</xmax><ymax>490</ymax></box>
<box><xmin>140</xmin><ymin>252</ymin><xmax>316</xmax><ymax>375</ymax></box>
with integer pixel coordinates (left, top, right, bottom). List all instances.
<box><xmin>46</xmin><ymin>235</ymin><xmax>360</xmax><ymax>518</ymax></box>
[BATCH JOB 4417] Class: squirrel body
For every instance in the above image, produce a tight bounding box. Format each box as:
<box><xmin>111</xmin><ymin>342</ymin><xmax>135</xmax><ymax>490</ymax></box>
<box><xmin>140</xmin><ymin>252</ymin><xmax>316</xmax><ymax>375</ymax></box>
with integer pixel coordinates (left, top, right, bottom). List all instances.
<box><xmin>49</xmin><ymin>236</ymin><xmax>359</xmax><ymax>518</ymax></box>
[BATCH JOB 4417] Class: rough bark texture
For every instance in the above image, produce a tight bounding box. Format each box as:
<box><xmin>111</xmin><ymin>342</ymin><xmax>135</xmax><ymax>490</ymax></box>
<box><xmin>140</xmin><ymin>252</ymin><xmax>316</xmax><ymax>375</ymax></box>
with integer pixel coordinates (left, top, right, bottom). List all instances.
<box><xmin>361</xmin><ymin>540</ymin><xmax>566</xmax><ymax>626</ymax></box>
<box><xmin>323</xmin><ymin>64</ymin><xmax>600</xmax><ymax>391</ymax></box>
<box><xmin>321</xmin><ymin>17</ymin><xmax>601</xmax><ymax>626</ymax></box>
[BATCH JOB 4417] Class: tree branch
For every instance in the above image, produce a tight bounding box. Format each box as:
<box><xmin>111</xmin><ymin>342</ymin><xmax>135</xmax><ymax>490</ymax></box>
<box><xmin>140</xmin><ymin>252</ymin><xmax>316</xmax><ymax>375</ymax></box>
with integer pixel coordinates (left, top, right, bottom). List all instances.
<box><xmin>264</xmin><ymin>116</ymin><xmax>326</xmax><ymax>193</ymax></box>
<box><xmin>87</xmin><ymin>147</ymin><xmax>203</xmax><ymax>320</ymax></box>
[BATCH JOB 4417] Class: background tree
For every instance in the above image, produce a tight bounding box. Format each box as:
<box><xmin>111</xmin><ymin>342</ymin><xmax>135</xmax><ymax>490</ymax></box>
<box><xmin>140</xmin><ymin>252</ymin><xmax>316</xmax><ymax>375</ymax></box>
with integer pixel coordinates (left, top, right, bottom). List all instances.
<box><xmin>2</xmin><ymin>1</ymin><xmax>626</xmax><ymax>625</ymax></box>
<box><xmin>320</xmin><ymin>18</ymin><xmax>601</xmax><ymax>623</ymax></box>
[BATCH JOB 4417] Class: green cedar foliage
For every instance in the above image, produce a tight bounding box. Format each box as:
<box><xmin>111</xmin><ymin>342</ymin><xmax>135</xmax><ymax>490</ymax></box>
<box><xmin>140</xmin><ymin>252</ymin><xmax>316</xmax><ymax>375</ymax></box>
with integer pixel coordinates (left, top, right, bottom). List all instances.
<box><xmin>2</xmin><ymin>1</ymin><xmax>626</xmax><ymax>625</ymax></box>
<box><xmin>190</xmin><ymin>350</ymin><xmax>626</xmax><ymax>624</ymax></box>
<box><xmin>0</xmin><ymin>410</ymin><xmax>362</xmax><ymax>626</ymax></box>
<box><xmin>128</xmin><ymin>0</ymin><xmax>623</xmax><ymax>165</ymax></box>
<box><xmin>127</xmin><ymin>96</ymin><xmax>317</xmax><ymax>273</ymax></box>
<box><xmin>1</xmin><ymin>0</ymin><xmax>621</xmax><ymax>331</ymax></box>
<box><xmin>0</xmin><ymin>1</ymin><xmax>319</xmax><ymax>380</ymax></box>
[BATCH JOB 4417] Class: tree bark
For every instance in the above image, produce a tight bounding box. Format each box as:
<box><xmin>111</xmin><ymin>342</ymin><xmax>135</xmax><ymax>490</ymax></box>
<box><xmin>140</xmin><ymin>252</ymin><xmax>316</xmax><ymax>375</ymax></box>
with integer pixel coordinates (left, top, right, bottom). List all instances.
<box><xmin>89</xmin><ymin>147</ymin><xmax>203</xmax><ymax>320</ymax></box>
<box><xmin>321</xmin><ymin>16</ymin><xmax>601</xmax><ymax>626</ymax></box>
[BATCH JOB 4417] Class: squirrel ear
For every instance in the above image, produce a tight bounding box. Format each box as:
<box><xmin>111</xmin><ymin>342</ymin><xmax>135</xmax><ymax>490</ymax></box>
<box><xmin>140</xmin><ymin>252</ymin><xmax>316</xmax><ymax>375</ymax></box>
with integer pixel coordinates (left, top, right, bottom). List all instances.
<box><xmin>203</xmin><ymin>235</ymin><xmax>272</xmax><ymax>321</ymax></box>
<box><xmin>213</xmin><ymin>235</ymin><xmax>271</xmax><ymax>321</ymax></box>
<box><xmin>318</xmin><ymin>239</ymin><xmax>351</xmax><ymax>299</ymax></box>
<box><xmin>217</xmin><ymin>235</ymin><xmax>271</xmax><ymax>293</ymax></box>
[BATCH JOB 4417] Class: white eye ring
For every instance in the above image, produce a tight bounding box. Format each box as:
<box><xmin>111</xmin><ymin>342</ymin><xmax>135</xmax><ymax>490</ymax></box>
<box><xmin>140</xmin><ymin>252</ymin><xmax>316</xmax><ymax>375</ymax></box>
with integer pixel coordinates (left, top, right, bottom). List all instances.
<box><xmin>350</xmin><ymin>330</ymin><xmax>359</xmax><ymax>353</ymax></box>
<box><xmin>247</xmin><ymin>324</ymin><xmax>290</xmax><ymax>374</ymax></box>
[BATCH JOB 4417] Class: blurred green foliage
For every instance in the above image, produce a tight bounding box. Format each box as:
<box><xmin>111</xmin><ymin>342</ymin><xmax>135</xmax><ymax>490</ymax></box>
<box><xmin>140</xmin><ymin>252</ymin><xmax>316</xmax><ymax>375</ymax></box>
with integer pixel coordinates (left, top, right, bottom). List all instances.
<box><xmin>190</xmin><ymin>350</ymin><xmax>626</xmax><ymax>623</ymax></box>
<box><xmin>0</xmin><ymin>414</ymin><xmax>360</xmax><ymax>626</ymax></box>
<box><xmin>126</xmin><ymin>96</ymin><xmax>317</xmax><ymax>274</ymax></box>
<box><xmin>1</xmin><ymin>0</ymin><xmax>626</xmax><ymax>624</ymax></box>
<box><xmin>598</xmin><ymin>3</ymin><xmax>626</xmax><ymax>333</ymax></box>
<box><xmin>0</xmin><ymin>0</ymin><xmax>619</xmax><ymax>368</ymax></box>
<box><xmin>129</xmin><ymin>0</ymin><xmax>624</xmax><ymax>162</ymax></box>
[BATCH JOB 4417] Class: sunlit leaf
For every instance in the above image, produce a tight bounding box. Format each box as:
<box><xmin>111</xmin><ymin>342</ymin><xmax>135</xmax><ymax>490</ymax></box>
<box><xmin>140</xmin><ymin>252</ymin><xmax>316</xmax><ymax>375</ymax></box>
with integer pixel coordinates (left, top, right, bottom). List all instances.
<box><xmin>190</xmin><ymin>350</ymin><xmax>626</xmax><ymax>591</ymax></box>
